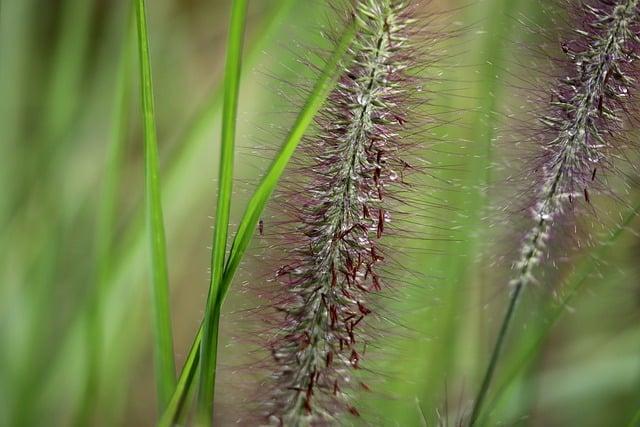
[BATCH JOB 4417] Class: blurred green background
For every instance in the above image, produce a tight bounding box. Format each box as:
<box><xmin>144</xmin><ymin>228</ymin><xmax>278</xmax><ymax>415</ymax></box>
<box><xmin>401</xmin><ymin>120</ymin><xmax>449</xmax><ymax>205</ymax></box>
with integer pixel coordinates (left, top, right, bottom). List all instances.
<box><xmin>1</xmin><ymin>0</ymin><xmax>639</xmax><ymax>425</ymax></box>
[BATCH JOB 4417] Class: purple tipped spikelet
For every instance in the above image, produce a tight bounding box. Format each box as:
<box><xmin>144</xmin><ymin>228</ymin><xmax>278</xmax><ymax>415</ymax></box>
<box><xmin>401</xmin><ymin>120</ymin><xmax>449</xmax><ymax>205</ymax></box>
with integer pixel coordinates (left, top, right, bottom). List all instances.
<box><xmin>512</xmin><ymin>0</ymin><xmax>640</xmax><ymax>289</ymax></box>
<box><xmin>258</xmin><ymin>0</ymin><xmax>436</xmax><ymax>424</ymax></box>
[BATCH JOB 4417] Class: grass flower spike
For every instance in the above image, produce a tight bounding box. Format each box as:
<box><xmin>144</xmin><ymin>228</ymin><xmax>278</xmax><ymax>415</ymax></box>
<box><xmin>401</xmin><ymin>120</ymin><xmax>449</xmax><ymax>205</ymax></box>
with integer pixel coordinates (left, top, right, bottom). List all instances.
<box><xmin>513</xmin><ymin>0</ymin><xmax>639</xmax><ymax>291</ymax></box>
<box><xmin>471</xmin><ymin>1</ymin><xmax>640</xmax><ymax>423</ymax></box>
<box><xmin>260</xmin><ymin>0</ymin><xmax>431</xmax><ymax>424</ymax></box>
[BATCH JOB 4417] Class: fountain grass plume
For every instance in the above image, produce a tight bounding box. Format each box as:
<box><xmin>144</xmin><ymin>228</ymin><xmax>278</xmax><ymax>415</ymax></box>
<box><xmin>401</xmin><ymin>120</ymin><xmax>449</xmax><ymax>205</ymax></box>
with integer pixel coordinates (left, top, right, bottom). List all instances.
<box><xmin>255</xmin><ymin>0</ymin><xmax>442</xmax><ymax>424</ymax></box>
<box><xmin>470</xmin><ymin>1</ymin><xmax>640</xmax><ymax>424</ymax></box>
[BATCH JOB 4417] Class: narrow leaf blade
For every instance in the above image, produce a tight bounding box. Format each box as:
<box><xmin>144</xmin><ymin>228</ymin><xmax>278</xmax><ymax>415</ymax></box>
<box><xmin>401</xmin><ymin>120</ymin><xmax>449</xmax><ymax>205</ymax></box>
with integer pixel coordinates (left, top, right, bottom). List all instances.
<box><xmin>160</xmin><ymin>19</ymin><xmax>357</xmax><ymax>425</ymax></box>
<box><xmin>196</xmin><ymin>0</ymin><xmax>249</xmax><ymax>423</ymax></box>
<box><xmin>135</xmin><ymin>0</ymin><xmax>176</xmax><ymax>410</ymax></box>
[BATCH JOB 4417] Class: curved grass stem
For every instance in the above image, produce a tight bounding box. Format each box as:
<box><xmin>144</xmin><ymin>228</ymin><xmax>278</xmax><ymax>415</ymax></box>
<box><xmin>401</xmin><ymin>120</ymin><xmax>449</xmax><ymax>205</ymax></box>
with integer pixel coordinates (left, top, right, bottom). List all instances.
<box><xmin>469</xmin><ymin>282</ymin><xmax>523</xmax><ymax>426</ymax></box>
<box><xmin>478</xmin><ymin>200</ymin><xmax>640</xmax><ymax>425</ymax></box>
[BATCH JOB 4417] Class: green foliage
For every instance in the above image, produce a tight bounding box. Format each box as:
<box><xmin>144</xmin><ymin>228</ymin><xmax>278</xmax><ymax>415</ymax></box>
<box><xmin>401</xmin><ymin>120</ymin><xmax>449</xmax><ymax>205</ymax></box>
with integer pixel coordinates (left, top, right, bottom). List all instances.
<box><xmin>1</xmin><ymin>0</ymin><xmax>639</xmax><ymax>425</ymax></box>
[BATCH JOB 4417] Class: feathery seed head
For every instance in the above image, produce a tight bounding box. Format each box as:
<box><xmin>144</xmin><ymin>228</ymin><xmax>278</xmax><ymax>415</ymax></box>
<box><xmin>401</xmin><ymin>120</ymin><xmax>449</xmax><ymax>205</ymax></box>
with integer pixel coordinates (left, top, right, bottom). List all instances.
<box><xmin>256</xmin><ymin>0</ymin><xmax>435</xmax><ymax>424</ymax></box>
<box><xmin>513</xmin><ymin>0</ymin><xmax>640</xmax><ymax>288</ymax></box>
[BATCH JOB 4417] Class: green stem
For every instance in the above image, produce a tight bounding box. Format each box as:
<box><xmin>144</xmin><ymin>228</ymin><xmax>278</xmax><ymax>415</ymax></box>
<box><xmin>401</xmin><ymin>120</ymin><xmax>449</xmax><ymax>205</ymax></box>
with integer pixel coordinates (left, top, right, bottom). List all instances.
<box><xmin>469</xmin><ymin>282</ymin><xmax>524</xmax><ymax>426</ymax></box>
<box><xmin>135</xmin><ymin>0</ymin><xmax>176</xmax><ymax>410</ymax></box>
<box><xmin>158</xmin><ymin>328</ymin><xmax>202</xmax><ymax>427</ymax></box>
<box><xmin>196</xmin><ymin>0</ymin><xmax>248</xmax><ymax>424</ymax></box>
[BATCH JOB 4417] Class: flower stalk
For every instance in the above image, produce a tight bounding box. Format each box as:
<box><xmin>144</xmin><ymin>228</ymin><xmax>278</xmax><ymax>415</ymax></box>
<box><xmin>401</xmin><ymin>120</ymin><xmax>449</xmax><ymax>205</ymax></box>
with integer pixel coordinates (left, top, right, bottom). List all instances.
<box><xmin>470</xmin><ymin>1</ymin><xmax>640</xmax><ymax>424</ymax></box>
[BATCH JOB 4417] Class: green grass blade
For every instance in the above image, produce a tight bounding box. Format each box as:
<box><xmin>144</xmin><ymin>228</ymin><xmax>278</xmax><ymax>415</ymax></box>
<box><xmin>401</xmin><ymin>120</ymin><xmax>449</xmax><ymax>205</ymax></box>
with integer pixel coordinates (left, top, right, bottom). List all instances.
<box><xmin>164</xmin><ymin>0</ymin><xmax>297</xmax><ymax>174</ymax></box>
<box><xmin>196</xmin><ymin>0</ymin><xmax>249</xmax><ymax>423</ymax></box>
<box><xmin>36</xmin><ymin>1</ymin><xmax>300</xmax><ymax>418</ymax></box>
<box><xmin>75</xmin><ymin>6</ymin><xmax>135</xmax><ymax>425</ymax></box>
<box><xmin>159</xmin><ymin>329</ymin><xmax>202</xmax><ymax>427</ymax></box>
<box><xmin>161</xmin><ymin>20</ymin><xmax>357</xmax><ymax>426</ymax></box>
<box><xmin>135</xmin><ymin>0</ymin><xmax>176</xmax><ymax>410</ymax></box>
<box><xmin>105</xmin><ymin>0</ymin><xmax>299</xmax><ymax>301</ymax></box>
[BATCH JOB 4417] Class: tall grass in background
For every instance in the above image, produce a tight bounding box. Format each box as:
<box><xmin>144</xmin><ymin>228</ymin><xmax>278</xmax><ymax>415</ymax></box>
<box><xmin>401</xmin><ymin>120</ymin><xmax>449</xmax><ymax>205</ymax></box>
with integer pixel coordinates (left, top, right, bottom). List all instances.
<box><xmin>0</xmin><ymin>0</ymin><xmax>639</xmax><ymax>426</ymax></box>
<box><xmin>77</xmin><ymin>5</ymin><xmax>135</xmax><ymax>426</ymax></box>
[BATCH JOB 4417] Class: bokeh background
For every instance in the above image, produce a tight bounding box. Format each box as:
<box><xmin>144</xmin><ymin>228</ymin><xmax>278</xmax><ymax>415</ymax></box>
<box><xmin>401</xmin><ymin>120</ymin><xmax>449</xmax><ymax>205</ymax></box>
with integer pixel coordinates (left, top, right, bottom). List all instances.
<box><xmin>1</xmin><ymin>0</ymin><xmax>639</xmax><ymax>425</ymax></box>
